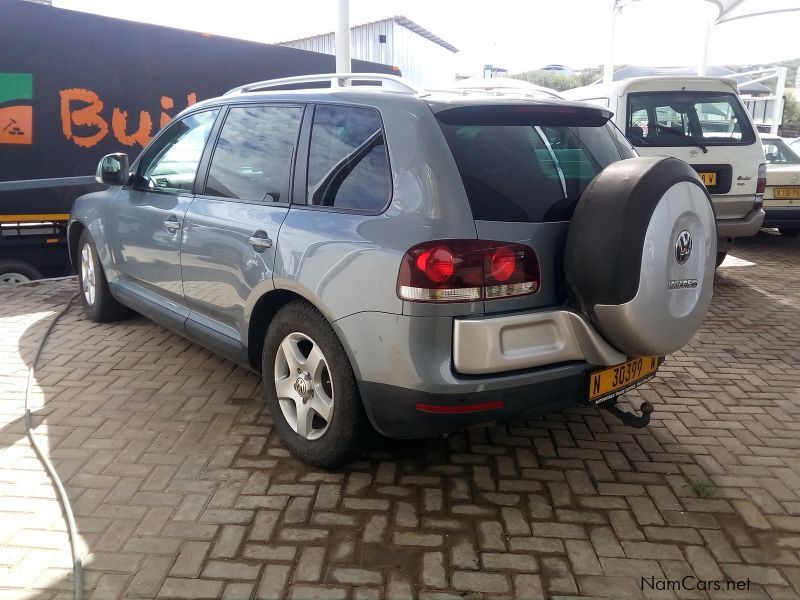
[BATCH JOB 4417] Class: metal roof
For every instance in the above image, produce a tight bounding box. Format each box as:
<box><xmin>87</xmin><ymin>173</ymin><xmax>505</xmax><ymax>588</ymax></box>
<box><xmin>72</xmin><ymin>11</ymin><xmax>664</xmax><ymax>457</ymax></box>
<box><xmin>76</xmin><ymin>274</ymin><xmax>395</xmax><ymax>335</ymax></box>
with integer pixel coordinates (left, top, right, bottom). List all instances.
<box><xmin>277</xmin><ymin>15</ymin><xmax>458</xmax><ymax>53</ymax></box>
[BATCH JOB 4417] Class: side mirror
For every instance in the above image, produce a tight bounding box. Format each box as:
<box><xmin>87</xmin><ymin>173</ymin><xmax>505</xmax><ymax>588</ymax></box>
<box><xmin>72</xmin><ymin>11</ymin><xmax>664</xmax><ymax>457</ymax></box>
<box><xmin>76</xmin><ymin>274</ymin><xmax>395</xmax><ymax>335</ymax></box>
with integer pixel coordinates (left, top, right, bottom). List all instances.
<box><xmin>95</xmin><ymin>153</ymin><xmax>130</xmax><ymax>186</ymax></box>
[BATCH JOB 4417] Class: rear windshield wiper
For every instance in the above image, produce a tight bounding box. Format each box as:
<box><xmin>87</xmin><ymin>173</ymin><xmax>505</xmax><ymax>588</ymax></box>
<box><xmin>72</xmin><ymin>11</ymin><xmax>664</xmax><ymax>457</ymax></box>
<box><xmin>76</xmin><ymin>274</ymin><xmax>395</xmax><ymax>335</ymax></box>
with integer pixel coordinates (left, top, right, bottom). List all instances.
<box><xmin>659</xmin><ymin>125</ymin><xmax>708</xmax><ymax>153</ymax></box>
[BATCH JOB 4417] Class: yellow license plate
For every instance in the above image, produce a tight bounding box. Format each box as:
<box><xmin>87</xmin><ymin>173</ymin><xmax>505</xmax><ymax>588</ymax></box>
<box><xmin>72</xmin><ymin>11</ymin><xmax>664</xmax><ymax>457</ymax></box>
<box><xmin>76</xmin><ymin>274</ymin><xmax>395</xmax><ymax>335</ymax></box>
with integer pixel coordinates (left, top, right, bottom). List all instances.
<box><xmin>774</xmin><ymin>187</ymin><xmax>800</xmax><ymax>199</ymax></box>
<box><xmin>589</xmin><ymin>356</ymin><xmax>659</xmax><ymax>404</ymax></box>
<box><xmin>698</xmin><ymin>172</ymin><xmax>717</xmax><ymax>186</ymax></box>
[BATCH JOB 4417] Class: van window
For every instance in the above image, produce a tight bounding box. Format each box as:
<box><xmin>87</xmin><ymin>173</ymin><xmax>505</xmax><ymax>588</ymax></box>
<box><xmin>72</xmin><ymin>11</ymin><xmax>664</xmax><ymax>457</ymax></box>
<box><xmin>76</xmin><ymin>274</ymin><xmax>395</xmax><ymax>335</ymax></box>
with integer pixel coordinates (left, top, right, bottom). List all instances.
<box><xmin>306</xmin><ymin>105</ymin><xmax>391</xmax><ymax>212</ymax></box>
<box><xmin>438</xmin><ymin>121</ymin><xmax>628</xmax><ymax>222</ymax></box>
<box><xmin>627</xmin><ymin>91</ymin><xmax>756</xmax><ymax>147</ymax></box>
<box><xmin>205</xmin><ymin>105</ymin><xmax>302</xmax><ymax>202</ymax></box>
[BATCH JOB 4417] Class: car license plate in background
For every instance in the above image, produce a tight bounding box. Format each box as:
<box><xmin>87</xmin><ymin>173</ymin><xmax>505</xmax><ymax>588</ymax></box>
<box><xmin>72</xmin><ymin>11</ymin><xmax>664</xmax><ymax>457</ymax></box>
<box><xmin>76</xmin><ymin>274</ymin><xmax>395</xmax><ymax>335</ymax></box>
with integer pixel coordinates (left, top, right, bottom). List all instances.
<box><xmin>697</xmin><ymin>172</ymin><xmax>717</xmax><ymax>186</ymax></box>
<box><xmin>589</xmin><ymin>356</ymin><xmax>659</xmax><ymax>404</ymax></box>
<box><xmin>775</xmin><ymin>187</ymin><xmax>800</xmax><ymax>199</ymax></box>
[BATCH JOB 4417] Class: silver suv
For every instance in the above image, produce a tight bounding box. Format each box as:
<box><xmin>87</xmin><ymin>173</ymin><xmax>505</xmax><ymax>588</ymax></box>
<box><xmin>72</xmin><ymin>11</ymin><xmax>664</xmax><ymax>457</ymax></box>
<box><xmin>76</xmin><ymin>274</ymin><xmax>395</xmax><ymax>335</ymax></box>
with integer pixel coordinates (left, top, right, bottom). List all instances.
<box><xmin>69</xmin><ymin>74</ymin><xmax>718</xmax><ymax>467</ymax></box>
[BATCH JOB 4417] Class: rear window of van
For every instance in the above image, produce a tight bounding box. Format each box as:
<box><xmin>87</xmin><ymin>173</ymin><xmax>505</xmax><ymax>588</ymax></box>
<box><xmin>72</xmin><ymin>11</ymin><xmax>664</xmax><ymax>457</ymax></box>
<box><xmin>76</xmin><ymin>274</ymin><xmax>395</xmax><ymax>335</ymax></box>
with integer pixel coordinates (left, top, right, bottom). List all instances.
<box><xmin>626</xmin><ymin>91</ymin><xmax>756</xmax><ymax>147</ymax></box>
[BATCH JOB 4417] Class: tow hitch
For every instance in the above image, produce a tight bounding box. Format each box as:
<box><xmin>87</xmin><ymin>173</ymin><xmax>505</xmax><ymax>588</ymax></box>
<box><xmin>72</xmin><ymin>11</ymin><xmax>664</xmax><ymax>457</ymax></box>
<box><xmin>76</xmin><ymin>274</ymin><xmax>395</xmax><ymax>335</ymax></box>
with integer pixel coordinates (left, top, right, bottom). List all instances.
<box><xmin>600</xmin><ymin>398</ymin><xmax>654</xmax><ymax>429</ymax></box>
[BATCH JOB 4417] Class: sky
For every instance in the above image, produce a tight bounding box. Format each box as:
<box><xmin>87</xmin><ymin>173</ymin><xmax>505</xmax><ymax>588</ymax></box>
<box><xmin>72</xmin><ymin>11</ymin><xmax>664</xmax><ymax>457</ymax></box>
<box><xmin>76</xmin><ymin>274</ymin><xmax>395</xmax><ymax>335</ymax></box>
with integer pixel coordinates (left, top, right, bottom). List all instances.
<box><xmin>52</xmin><ymin>0</ymin><xmax>800</xmax><ymax>76</ymax></box>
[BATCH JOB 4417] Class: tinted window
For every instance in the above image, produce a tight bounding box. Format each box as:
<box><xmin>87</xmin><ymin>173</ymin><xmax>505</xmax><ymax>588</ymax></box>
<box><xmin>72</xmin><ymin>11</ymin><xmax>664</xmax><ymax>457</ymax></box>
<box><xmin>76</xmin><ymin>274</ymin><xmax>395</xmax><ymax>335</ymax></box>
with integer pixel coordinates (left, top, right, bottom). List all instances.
<box><xmin>205</xmin><ymin>105</ymin><xmax>302</xmax><ymax>202</ymax></box>
<box><xmin>438</xmin><ymin>121</ymin><xmax>627</xmax><ymax>222</ymax></box>
<box><xmin>627</xmin><ymin>91</ymin><xmax>756</xmax><ymax>146</ymax></box>
<box><xmin>140</xmin><ymin>110</ymin><xmax>218</xmax><ymax>193</ymax></box>
<box><xmin>307</xmin><ymin>105</ymin><xmax>391</xmax><ymax>211</ymax></box>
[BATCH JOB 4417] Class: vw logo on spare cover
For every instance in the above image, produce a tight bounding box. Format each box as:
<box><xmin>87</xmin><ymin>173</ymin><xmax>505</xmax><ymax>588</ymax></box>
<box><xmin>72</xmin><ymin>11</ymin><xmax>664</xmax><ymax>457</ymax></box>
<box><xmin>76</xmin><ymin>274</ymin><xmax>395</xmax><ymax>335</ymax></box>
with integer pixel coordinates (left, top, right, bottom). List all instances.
<box><xmin>675</xmin><ymin>230</ymin><xmax>692</xmax><ymax>265</ymax></box>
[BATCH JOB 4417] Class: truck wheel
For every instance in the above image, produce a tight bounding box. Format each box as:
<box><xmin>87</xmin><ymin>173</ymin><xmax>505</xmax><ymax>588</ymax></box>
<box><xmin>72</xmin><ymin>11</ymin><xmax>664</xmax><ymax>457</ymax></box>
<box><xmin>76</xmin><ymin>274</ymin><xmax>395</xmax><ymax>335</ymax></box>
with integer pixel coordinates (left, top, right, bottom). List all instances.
<box><xmin>778</xmin><ymin>227</ymin><xmax>800</xmax><ymax>238</ymax></box>
<box><xmin>0</xmin><ymin>260</ymin><xmax>42</xmax><ymax>285</ymax></box>
<box><xmin>78</xmin><ymin>230</ymin><xmax>129</xmax><ymax>322</ymax></box>
<box><xmin>564</xmin><ymin>156</ymin><xmax>717</xmax><ymax>357</ymax></box>
<box><xmin>262</xmin><ymin>300</ymin><xmax>374</xmax><ymax>468</ymax></box>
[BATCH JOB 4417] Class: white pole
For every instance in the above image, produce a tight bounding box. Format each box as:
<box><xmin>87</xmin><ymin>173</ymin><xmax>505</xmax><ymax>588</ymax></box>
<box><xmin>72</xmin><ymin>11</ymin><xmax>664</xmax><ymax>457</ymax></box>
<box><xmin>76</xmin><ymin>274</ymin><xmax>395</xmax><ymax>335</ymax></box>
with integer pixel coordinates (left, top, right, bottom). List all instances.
<box><xmin>771</xmin><ymin>67</ymin><xmax>788</xmax><ymax>136</ymax></box>
<box><xmin>604</xmin><ymin>0</ymin><xmax>618</xmax><ymax>85</ymax></box>
<box><xmin>335</xmin><ymin>0</ymin><xmax>351</xmax><ymax>74</ymax></box>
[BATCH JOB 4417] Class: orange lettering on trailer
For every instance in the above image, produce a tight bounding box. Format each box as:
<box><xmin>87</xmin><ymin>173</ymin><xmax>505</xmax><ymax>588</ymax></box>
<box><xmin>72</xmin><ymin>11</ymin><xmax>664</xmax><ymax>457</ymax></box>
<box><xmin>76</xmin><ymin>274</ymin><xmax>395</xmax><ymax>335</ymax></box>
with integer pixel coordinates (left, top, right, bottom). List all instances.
<box><xmin>112</xmin><ymin>107</ymin><xmax>153</xmax><ymax>146</ymax></box>
<box><xmin>160</xmin><ymin>96</ymin><xmax>175</xmax><ymax>128</ymax></box>
<box><xmin>59</xmin><ymin>88</ymin><xmax>108</xmax><ymax>148</ymax></box>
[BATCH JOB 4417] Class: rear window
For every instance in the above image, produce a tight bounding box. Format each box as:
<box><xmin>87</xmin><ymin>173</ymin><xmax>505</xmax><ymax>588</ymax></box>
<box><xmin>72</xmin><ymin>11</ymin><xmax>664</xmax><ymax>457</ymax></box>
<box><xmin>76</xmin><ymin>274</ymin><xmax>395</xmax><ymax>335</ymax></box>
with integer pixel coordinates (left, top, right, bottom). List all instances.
<box><xmin>627</xmin><ymin>91</ymin><xmax>756</xmax><ymax>147</ymax></box>
<box><xmin>438</xmin><ymin>119</ymin><xmax>631</xmax><ymax>222</ymax></box>
<box><xmin>763</xmin><ymin>138</ymin><xmax>800</xmax><ymax>165</ymax></box>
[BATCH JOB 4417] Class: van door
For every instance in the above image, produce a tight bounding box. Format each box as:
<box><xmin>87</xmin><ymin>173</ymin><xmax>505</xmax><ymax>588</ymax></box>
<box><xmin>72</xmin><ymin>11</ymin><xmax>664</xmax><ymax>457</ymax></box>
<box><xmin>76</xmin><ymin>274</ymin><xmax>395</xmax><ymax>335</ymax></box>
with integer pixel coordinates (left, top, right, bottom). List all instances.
<box><xmin>180</xmin><ymin>104</ymin><xmax>304</xmax><ymax>356</ymax></box>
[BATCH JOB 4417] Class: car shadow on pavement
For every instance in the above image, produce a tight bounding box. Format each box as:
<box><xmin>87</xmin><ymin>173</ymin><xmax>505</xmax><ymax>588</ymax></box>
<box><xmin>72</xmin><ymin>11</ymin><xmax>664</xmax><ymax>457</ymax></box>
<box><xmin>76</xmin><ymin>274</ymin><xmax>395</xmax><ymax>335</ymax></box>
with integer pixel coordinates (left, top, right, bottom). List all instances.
<box><xmin>1</xmin><ymin>233</ymin><xmax>799</xmax><ymax>600</ymax></box>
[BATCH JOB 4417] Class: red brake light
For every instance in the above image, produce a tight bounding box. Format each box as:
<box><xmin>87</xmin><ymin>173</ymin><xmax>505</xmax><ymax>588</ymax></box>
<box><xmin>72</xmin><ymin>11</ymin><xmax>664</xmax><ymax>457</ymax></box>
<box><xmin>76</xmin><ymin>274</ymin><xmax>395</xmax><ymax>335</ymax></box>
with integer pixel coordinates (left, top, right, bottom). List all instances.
<box><xmin>756</xmin><ymin>162</ymin><xmax>767</xmax><ymax>194</ymax></box>
<box><xmin>489</xmin><ymin>246</ymin><xmax>516</xmax><ymax>282</ymax></box>
<box><xmin>416</xmin><ymin>246</ymin><xmax>455</xmax><ymax>283</ymax></box>
<box><xmin>397</xmin><ymin>240</ymin><xmax>540</xmax><ymax>302</ymax></box>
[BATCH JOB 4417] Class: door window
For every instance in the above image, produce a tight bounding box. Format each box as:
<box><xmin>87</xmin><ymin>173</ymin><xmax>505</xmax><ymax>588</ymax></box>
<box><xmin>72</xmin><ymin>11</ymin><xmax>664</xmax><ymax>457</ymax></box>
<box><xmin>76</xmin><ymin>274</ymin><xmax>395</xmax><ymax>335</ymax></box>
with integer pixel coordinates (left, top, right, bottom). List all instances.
<box><xmin>306</xmin><ymin>104</ymin><xmax>391</xmax><ymax>212</ymax></box>
<box><xmin>138</xmin><ymin>110</ymin><xmax>218</xmax><ymax>193</ymax></box>
<box><xmin>205</xmin><ymin>105</ymin><xmax>303</xmax><ymax>202</ymax></box>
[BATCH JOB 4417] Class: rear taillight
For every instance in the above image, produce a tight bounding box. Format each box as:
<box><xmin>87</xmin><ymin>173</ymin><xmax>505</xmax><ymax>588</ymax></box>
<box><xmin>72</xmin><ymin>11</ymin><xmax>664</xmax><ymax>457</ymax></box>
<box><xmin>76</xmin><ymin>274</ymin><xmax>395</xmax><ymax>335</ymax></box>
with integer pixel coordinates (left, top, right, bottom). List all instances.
<box><xmin>397</xmin><ymin>240</ymin><xmax>540</xmax><ymax>302</ymax></box>
<box><xmin>756</xmin><ymin>162</ymin><xmax>767</xmax><ymax>195</ymax></box>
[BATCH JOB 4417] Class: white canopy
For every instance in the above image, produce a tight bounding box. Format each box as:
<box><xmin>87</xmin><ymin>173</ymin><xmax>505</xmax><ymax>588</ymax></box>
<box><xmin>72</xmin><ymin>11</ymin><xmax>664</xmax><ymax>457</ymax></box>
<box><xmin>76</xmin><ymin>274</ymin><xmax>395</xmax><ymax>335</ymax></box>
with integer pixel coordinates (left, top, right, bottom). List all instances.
<box><xmin>605</xmin><ymin>0</ymin><xmax>800</xmax><ymax>83</ymax></box>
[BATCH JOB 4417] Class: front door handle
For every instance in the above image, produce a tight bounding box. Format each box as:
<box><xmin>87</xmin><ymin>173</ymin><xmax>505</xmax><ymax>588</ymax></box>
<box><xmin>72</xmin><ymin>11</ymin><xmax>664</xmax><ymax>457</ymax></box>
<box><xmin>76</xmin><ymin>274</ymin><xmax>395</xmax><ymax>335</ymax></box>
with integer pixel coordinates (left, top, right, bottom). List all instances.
<box><xmin>248</xmin><ymin>231</ymin><xmax>273</xmax><ymax>252</ymax></box>
<box><xmin>164</xmin><ymin>217</ymin><xmax>180</xmax><ymax>233</ymax></box>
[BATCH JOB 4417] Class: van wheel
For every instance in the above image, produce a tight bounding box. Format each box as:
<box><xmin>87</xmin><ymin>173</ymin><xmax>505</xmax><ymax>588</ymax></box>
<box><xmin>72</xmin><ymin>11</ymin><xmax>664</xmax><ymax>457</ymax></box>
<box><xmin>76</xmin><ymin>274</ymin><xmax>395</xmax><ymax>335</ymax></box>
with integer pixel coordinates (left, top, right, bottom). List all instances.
<box><xmin>262</xmin><ymin>300</ymin><xmax>374</xmax><ymax>468</ymax></box>
<box><xmin>778</xmin><ymin>227</ymin><xmax>800</xmax><ymax>238</ymax></box>
<box><xmin>0</xmin><ymin>260</ymin><xmax>42</xmax><ymax>285</ymax></box>
<box><xmin>78</xmin><ymin>230</ymin><xmax>129</xmax><ymax>322</ymax></box>
<box><xmin>715</xmin><ymin>252</ymin><xmax>728</xmax><ymax>268</ymax></box>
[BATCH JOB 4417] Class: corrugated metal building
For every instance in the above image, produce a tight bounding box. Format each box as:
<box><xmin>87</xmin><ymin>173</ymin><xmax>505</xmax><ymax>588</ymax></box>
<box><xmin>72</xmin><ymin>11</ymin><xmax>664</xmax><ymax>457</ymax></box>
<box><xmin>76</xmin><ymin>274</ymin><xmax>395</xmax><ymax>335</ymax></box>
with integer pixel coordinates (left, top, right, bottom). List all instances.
<box><xmin>279</xmin><ymin>16</ymin><xmax>458</xmax><ymax>88</ymax></box>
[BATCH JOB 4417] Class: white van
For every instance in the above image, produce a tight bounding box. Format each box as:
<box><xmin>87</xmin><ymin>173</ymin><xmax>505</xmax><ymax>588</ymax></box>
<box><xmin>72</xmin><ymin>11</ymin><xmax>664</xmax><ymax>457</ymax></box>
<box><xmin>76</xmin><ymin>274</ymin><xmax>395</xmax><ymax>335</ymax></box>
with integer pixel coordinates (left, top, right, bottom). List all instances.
<box><xmin>564</xmin><ymin>76</ymin><xmax>765</xmax><ymax>263</ymax></box>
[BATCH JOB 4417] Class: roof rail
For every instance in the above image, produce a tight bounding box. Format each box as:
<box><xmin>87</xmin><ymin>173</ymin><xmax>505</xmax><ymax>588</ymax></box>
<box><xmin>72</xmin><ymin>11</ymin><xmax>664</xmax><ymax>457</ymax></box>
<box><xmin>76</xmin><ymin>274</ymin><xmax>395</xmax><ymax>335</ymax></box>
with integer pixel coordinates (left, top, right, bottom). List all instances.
<box><xmin>224</xmin><ymin>73</ymin><xmax>422</xmax><ymax>96</ymax></box>
<box><xmin>425</xmin><ymin>87</ymin><xmax>564</xmax><ymax>100</ymax></box>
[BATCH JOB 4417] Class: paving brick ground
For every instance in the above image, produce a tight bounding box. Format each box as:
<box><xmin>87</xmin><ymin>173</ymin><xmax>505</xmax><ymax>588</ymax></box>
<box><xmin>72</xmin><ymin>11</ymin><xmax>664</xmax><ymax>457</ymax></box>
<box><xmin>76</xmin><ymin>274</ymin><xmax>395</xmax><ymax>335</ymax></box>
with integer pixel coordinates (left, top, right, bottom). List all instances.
<box><xmin>1</xmin><ymin>230</ymin><xmax>799</xmax><ymax>599</ymax></box>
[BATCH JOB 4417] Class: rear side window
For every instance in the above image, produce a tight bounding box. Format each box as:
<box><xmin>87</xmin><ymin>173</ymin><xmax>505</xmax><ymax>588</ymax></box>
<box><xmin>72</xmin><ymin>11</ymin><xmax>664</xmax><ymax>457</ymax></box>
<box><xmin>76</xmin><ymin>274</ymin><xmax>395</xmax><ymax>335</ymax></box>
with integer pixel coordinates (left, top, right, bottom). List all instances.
<box><xmin>627</xmin><ymin>91</ymin><xmax>756</xmax><ymax>147</ymax></box>
<box><xmin>306</xmin><ymin>104</ymin><xmax>391</xmax><ymax>212</ymax></box>
<box><xmin>205</xmin><ymin>105</ymin><xmax>302</xmax><ymax>202</ymax></box>
<box><xmin>438</xmin><ymin>120</ymin><xmax>628</xmax><ymax>222</ymax></box>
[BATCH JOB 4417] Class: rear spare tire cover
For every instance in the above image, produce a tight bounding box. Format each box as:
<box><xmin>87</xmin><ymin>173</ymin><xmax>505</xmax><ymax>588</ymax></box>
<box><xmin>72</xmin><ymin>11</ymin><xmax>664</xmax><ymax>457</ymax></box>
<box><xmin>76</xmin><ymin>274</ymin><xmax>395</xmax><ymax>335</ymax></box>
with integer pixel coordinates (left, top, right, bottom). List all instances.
<box><xmin>564</xmin><ymin>156</ymin><xmax>716</xmax><ymax>357</ymax></box>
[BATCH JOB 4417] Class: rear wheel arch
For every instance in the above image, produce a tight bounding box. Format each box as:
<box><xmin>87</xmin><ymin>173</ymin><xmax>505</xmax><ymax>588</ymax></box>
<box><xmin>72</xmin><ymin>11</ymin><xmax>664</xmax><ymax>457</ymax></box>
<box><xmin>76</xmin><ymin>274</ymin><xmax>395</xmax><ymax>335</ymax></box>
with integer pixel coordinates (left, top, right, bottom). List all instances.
<box><xmin>247</xmin><ymin>289</ymin><xmax>364</xmax><ymax>382</ymax></box>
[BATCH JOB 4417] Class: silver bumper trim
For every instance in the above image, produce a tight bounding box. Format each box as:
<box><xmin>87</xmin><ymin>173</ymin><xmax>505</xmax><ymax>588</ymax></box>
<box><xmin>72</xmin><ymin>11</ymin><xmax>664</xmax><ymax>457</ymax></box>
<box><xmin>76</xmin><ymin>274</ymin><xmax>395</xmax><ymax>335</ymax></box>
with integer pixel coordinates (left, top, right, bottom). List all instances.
<box><xmin>452</xmin><ymin>310</ymin><xmax>626</xmax><ymax>375</ymax></box>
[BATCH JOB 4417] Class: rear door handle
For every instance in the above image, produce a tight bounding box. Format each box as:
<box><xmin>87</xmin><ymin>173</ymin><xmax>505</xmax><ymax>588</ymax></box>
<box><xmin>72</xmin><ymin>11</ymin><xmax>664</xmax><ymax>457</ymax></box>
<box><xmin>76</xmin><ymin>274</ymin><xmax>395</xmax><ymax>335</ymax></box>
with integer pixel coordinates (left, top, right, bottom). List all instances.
<box><xmin>164</xmin><ymin>216</ymin><xmax>180</xmax><ymax>233</ymax></box>
<box><xmin>248</xmin><ymin>231</ymin><xmax>273</xmax><ymax>252</ymax></box>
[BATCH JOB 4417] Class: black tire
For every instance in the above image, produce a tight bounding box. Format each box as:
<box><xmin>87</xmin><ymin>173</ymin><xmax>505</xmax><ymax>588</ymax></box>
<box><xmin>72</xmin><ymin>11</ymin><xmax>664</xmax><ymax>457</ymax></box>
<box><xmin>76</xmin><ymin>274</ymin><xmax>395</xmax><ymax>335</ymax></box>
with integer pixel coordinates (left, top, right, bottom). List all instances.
<box><xmin>262</xmin><ymin>300</ymin><xmax>374</xmax><ymax>468</ymax></box>
<box><xmin>0</xmin><ymin>260</ymin><xmax>42</xmax><ymax>285</ymax></box>
<box><xmin>77</xmin><ymin>229</ymin><xmax>129</xmax><ymax>322</ymax></box>
<box><xmin>715</xmin><ymin>251</ymin><xmax>728</xmax><ymax>268</ymax></box>
<box><xmin>778</xmin><ymin>227</ymin><xmax>800</xmax><ymax>238</ymax></box>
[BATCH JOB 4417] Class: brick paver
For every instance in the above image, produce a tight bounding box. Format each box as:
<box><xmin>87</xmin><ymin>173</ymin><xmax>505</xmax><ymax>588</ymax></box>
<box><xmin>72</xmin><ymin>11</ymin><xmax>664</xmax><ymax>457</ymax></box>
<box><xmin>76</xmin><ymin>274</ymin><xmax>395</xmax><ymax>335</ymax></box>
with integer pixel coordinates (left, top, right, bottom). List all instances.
<box><xmin>1</xmin><ymin>231</ymin><xmax>799</xmax><ymax>599</ymax></box>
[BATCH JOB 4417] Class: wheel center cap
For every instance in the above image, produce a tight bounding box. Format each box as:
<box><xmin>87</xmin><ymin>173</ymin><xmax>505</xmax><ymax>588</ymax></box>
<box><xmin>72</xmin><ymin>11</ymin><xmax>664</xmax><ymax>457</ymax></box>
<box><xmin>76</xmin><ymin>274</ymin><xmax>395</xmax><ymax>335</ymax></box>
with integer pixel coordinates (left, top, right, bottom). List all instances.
<box><xmin>293</xmin><ymin>373</ymin><xmax>312</xmax><ymax>399</ymax></box>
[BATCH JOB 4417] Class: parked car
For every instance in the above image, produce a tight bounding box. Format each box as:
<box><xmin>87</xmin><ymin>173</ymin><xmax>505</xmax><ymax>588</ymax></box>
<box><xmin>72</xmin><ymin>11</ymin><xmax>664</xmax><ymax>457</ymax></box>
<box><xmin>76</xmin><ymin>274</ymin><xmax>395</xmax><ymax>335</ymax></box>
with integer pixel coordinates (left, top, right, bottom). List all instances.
<box><xmin>761</xmin><ymin>134</ymin><xmax>800</xmax><ymax>237</ymax></box>
<box><xmin>69</xmin><ymin>74</ymin><xmax>718</xmax><ymax>467</ymax></box>
<box><xmin>564</xmin><ymin>76</ymin><xmax>766</xmax><ymax>266</ymax></box>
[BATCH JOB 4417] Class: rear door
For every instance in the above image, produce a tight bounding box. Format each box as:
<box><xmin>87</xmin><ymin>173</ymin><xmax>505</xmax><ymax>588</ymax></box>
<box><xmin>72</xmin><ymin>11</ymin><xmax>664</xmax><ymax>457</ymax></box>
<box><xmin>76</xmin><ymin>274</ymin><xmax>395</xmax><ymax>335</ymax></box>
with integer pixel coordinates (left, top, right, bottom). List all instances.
<box><xmin>624</xmin><ymin>89</ymin><xmax>761</xmax><ymax>221</ymax></box>
<box><xmin>180</xmin><ymin>103</ymin><xmax>303</xmax><ymax>349</ymax></box>
<box><xmin>434</xmin><ymin>105</ymin><xmax>634</xmax><ymax>315</ymax></box>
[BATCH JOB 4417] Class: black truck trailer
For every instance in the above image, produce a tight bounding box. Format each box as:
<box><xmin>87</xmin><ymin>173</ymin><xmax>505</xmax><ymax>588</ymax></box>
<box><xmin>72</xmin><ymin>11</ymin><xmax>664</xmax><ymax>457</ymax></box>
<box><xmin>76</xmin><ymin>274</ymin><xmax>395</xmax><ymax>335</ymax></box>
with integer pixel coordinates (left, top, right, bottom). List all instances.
<box><xmin>0</xmin><ymin>0</ymin><xmax>395</xmax><ymax>282</ymax></box>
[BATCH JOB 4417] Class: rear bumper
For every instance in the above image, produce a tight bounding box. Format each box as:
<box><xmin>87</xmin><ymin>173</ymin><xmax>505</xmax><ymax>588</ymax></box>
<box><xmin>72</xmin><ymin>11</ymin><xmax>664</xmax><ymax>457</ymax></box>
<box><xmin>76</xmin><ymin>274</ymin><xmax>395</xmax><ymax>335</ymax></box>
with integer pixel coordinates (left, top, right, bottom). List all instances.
<box><xmin>333</xmin><ymin>309</ymin><xmax>621</xmax><ymax>439</ymax></box>
<box><xmin>358</xmin><ymin>364</ymin><xmax>591</xmax><ymax>438</ymax></box>
<box><xmin>715</xmin><ymin>206</ymin><xmax>765</xmax><ymax>240</ymax></box>
<box><xmin>763</xmin><ymin>207</ymin><xmax>800</xmax><ymax>228</ymax></box>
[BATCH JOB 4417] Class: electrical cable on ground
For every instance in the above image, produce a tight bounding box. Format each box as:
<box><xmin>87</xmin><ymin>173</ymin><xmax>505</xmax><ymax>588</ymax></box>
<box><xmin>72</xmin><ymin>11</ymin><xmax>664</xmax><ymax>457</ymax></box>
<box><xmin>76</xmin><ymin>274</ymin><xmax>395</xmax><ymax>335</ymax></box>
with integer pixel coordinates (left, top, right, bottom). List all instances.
<box><xmin>23</xmin><ymin>293</ymin><xmax>83</xmax><ymax>600</ymax></box>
